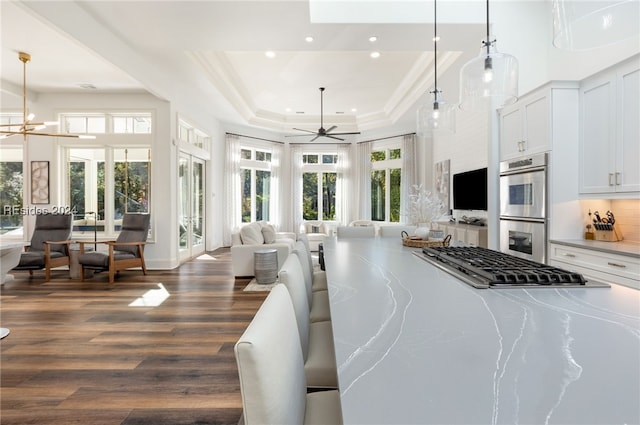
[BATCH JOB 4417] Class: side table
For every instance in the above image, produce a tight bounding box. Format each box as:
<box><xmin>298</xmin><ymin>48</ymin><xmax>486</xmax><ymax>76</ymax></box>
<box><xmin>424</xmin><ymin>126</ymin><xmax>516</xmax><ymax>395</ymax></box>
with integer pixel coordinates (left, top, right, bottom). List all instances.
<box><xmin>69</xmin><ymin>247</ymin><xmax>94</xmax><ymax>279</ymax></box>
<box><xmin>254</xmin><ymin>249</ymin><xmax>278</xmax><ymax>284</ymax></box>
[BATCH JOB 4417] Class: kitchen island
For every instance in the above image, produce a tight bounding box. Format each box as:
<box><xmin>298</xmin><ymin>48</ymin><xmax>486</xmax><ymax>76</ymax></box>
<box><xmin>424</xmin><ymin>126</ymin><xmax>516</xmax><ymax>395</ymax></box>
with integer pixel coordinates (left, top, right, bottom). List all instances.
<box><xmin>323</xmin><ymin>237</ymin><xmax>640</xmax><ymax>425</ymax></box>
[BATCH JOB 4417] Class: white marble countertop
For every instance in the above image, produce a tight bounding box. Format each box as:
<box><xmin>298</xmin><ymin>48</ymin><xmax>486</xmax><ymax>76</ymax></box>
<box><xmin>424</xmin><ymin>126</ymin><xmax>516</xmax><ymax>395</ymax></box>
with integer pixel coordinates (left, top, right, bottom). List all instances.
<box><xmin>323</xmin><ymin>237</ymin><xmax>640</xmax><ymax>425</ymax></box>
<box><xmin>550</xmin><ymin>238</ymin><xmax>640</xmax><ymax>258</ymax></box>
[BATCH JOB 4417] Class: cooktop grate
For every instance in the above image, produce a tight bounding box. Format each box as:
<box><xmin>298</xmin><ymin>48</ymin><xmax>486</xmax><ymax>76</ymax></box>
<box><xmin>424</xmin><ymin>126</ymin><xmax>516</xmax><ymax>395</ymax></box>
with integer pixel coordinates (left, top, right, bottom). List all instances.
<box><xmin>421</xmin><ymin>246</ymin><xmax>589</xmax><ymax>287</ymax></box>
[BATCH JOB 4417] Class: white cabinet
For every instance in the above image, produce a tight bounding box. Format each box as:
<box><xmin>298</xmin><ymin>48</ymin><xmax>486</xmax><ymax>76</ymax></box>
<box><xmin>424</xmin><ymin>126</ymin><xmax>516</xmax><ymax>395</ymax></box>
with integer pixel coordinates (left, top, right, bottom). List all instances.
<box><xmin>579</xmin><ymin>56</ymin><xmax>640</xmax><ymax>195</ymax></box>
<box><xmin>499</xmin><ymin>90</ymin><xmax>550</xmax><ymax>160</ymax></box>
<box><xmin>434</xmin><ymin>222</ymin><xmax>488</xmax><ymax>248</ymax></box>
<box><xmin>549</xmin><ymin>242</ymin><xmax>640</xmax><ymax>290</ymax></box>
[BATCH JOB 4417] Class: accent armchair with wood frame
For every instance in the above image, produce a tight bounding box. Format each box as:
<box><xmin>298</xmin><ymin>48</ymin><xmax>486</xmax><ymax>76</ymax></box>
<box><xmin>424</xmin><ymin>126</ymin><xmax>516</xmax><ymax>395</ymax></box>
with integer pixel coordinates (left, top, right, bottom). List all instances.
<box><xmin>77</xmin><ymin>213</ymin><xmax>151</xmax><ymax>284</ymax></box>
<box><xmin>12</xmin><ymin>213</ymin><xmax>73</xmax><ymax>281</ymax></box>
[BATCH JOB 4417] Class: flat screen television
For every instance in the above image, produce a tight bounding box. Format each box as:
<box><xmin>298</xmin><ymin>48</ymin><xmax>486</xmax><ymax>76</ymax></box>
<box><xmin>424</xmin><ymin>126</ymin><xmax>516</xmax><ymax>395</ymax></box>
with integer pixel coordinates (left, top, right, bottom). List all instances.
<box><xmin>452</xmin><ymin>167</ymin><xmax>488</xmax><ymax>211</ymax></box>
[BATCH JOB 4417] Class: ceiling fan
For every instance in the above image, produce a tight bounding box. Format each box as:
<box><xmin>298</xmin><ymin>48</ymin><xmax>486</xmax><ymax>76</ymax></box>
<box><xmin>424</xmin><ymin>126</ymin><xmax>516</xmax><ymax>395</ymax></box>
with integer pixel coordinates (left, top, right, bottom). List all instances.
<box><xmin>288</xmin><ymin>87</ymin><xmax>360</xmax><ymax>142</ymax></box>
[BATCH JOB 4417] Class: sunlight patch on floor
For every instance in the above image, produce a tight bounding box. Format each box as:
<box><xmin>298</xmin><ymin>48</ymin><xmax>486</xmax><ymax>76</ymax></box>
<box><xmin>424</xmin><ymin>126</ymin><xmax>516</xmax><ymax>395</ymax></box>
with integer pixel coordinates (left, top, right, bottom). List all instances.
<box><xmin>194</xmin><ymin>253</ymin><xmax>219</xmax><ymax>261</ymax></box>
<box><xmin>129</xmin><ymin>283</ymin><xmax>170</xmax><ymax>307</ymax></box>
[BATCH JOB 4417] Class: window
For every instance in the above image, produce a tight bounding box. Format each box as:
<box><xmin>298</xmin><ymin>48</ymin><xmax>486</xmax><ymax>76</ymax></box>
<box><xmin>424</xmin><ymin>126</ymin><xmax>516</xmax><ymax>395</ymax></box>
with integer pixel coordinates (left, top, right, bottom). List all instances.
<box><xmin>371</xmin><ymin>147</ymin><xmax>402</xmax><ymax>222</ymax></box>
<box><xmin>0</xmin><ymin>147</ymin><xmax>23</xmax><ymax>235</ymax></box>
<box><xmin>178</xmin><ymin>118</ymin><xmax>210</xmax><ymax>149</ymax></box>
<box><xmin>240</xmin><ymin>147</ymin><xmax>272</xmax><ymax>223</ymax></box>
<box><xmin>65</xmin><ymin>147</ymin><xmax>151</xmax><ymax>236</ymax></box>
<box><xmin>301</xmin><ymin>151</ymin><xmax>338</xmax><ymax>220</ymax></box>
<box><xmin>113</xmin><ymin>115</ymin><xmax>152</xmax><ymax>134</ymax></box>
<box><xmin>60</xmin><ymin>112</ymin><xmax>153</xmax><ymax>135</ymax></box>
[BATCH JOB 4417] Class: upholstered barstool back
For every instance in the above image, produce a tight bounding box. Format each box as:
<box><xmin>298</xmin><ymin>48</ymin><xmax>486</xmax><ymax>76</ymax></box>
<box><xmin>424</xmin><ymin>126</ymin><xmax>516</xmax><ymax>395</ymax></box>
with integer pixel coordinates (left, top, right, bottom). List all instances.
<box><xmin>235</xmin><ymin>285</ymin><xmax>307</xmax><ymax>424</ymax></box>
<box><xmin>336</xmin><ymin>225</ymin><xmax>375</xmax><ymax>238</ymax></box>
<box><xmin>235</xmin><ymin>284</ymin><xmax>342</xmax><ymax>424</ymax></box>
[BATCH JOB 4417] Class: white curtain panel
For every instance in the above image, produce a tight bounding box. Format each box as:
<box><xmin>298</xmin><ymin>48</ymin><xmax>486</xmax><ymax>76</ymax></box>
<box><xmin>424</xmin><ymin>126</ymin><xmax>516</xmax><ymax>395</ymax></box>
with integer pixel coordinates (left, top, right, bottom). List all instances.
<box><xmin>356</xmin><ymin>142</ymin><xmax>372</xmax><ymax>220</ymax></box>
<box><xmin>290</xmin><ymin>145</ymin><xmax>304</xmax><ymax>234</ymax></box>
<box><xmin>223</xmin><ymin>133</ymin><xmax>241</xmax><ymax>246</ymax></box>
<box><xmin>336</xmin><ymin>144</ymin><xmax>352</xmax><ymax>226</ymax></box>
<box><xmin>270</xmin><ymin>142</ymin><xmax>284</xmax><ymax>230</ymax></box>
<box><xmin>400</xmin><ymin>134</ymin><xmax>418</xmax><ymax>224</ymax></box>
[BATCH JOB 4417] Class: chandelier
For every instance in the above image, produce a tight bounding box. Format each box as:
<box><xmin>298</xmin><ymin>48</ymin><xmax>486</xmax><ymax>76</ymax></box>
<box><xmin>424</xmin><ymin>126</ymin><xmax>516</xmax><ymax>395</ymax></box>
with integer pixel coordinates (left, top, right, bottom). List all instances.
<box><xmin>0</xmin><ymin>52</ymin><xmax>95</xmax><ymax>140</ymax></box>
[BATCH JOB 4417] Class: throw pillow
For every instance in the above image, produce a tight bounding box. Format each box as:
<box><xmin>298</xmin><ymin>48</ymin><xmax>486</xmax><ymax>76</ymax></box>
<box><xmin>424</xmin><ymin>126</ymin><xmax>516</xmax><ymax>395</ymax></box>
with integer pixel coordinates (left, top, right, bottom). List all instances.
<box><xmin>311</xmin><ymin>225</ymin><xmax>321</xmax><ymax>234</ymax></box>
<box><xmin>261</xmin><ymin>224</ymin><xmax>276</xmax><ymax>244</ymax></box>
<box><xmin>240</xmin><ymin>222</ymin><xmax>264</xmax><ymax>245</ymax></box>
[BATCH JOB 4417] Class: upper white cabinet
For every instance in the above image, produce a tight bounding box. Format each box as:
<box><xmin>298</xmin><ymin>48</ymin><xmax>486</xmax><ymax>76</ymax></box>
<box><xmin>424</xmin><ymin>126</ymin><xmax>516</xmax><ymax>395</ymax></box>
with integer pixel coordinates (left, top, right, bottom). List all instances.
<box><xmin>500</xmin><ymin>90</ymin><xmax>550</xmax><ymax>160</ymax></box>
<box><xmin>579</xmin><ymin>56</ymin><xmax>640</xmax><ymax>195</ymax></box>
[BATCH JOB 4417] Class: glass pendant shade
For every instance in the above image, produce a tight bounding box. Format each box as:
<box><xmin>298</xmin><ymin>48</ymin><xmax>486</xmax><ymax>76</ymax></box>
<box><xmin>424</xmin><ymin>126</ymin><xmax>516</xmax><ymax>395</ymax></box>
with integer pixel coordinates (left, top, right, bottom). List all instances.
<box><xmin>553</xmin><ymin>0</ymin><xmax>640</xmax><ymax>50</ymax></box>
<box><xmin>459</xmin><ymin>37</ymin><xmax>518</xmax><ymax>110</ymax></box>
<box><xmin>417</xmin><ymin>92</ymin><xmax>456</xmax><ymax>135</ymax></box>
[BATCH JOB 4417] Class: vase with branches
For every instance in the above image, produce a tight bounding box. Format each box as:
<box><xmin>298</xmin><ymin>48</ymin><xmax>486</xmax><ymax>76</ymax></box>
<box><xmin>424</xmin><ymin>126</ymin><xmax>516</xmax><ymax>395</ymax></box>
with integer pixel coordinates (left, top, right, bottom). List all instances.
<box><xmin>407</xmin><ymin>184</ymin><xmax>445</xmax><ymax>237</ymax></box>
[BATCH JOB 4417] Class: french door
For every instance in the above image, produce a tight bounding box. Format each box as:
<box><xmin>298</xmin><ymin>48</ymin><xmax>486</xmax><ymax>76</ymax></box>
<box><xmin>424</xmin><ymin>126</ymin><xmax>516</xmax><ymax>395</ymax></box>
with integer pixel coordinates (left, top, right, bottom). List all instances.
<box><xmin>178</xmin><ymin>153</ymin><xmax>205</xmax><ymax>261</ymax></box>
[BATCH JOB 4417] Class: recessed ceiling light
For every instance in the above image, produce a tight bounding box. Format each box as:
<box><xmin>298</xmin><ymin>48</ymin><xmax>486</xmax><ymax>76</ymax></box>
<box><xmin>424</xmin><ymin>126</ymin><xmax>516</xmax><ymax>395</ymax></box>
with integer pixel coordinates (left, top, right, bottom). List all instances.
<box><xmin>265</xmin><ymin>50</ymin><xmax>276</xmax><ymax>58</ymax></box>
<box><xmin>370</xmin><ymin>51</ymin><xmax>380</xmax><ymax>59</ymax></box>
<box><xmin>305</xmin><ymin>36</ymin><xmax>314</xmax><ymax>43</ymax></box>
<box><xmin>285</xmin><ymin>107</ymin><xmax>292</xmax><ymax>112</ymax></box>
<box><xmin>351</xmin><ymin>108</ymin><xmax>357</xmax><ymax>113</ymax></box>
<box><xmin>369</xmin><ymin>36</ymin><xmax>378</xmax><ymax>42</ymax></box>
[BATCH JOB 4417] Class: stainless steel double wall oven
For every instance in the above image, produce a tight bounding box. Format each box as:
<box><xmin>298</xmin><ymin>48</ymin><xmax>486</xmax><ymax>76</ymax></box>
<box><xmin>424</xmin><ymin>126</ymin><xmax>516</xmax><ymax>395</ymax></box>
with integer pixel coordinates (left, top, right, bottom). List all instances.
<box><xmin>499</xmin><ymin>153</ymin><xmax>548</xmax><ymax>263</ymax></box>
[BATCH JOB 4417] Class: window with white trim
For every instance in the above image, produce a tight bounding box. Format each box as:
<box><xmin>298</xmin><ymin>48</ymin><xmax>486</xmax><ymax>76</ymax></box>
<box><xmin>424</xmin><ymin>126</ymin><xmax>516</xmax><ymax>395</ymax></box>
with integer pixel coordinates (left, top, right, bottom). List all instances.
<box><xmin>178</xmin><ymin>118</ymin><xmax>211</xmax><ymax>150</ymax></box>
<box><xmin>60</xmin><ymin>112</ymin><xmax>152</xmax><ymax>135</ymax></box>
<box><xmin>239</xmin><ymin>147</ymin><xmax>272</xmax><ymax>223</ymax></box>
<box><xmin>371</xmin><ymin>146</ymin><xmax>402</xmax><ymax>222</ymax></box>
<box><xmin>302</xmin><ymin>153</ymin><xmax>338</xmax><ymax>220</ymax></box>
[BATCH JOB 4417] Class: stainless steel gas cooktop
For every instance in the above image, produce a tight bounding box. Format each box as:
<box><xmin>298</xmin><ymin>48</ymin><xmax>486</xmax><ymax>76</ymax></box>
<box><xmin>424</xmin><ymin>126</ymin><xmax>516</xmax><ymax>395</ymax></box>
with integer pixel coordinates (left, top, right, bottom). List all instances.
<box><xmin>417</xmin><ymin>246</ymin><xmax>610</xmax><ymax>289</ymax></box>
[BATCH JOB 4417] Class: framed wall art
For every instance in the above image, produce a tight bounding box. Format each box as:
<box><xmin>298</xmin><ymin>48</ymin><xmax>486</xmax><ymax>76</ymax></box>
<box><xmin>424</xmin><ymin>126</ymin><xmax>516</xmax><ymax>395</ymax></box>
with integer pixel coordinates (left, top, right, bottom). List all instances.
<box><xmin>31</xmin><ymin>161</ymin><xmax>50</xmax><ymax>204</ymax></box>
<box><xmin>435</xmin><ymin>159</ymin><xmax>450</xmax><ymax>213</ymax></box>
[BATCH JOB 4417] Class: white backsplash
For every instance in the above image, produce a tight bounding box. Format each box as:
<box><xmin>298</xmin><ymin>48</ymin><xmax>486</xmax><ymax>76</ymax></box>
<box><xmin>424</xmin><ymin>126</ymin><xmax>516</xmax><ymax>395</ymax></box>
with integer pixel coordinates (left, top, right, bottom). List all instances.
<box><xmin>580</xmin><ymin>199</ymin><xmax>640</xmax><ymax>242</ymax></box>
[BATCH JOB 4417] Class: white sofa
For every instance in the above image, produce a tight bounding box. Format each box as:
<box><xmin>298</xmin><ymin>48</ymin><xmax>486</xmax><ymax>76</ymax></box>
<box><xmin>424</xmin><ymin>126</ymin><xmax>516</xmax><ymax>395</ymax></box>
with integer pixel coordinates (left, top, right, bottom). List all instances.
<box><xmin>230</xmin><ymin>221</ymin><xmax>296</xmax><ymax>277</ymax></box>
<box><xmin>299</xmin><ymin>220</ymin><xmax>338</xmax><ymax>252</ymax></box>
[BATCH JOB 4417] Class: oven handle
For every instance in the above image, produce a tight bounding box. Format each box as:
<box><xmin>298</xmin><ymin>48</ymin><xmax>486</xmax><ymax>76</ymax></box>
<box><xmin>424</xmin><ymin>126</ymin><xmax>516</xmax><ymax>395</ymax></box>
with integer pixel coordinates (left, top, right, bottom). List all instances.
<box><xmin>499</xmin><ymin>216</ymin><xmax>545</xmax><ymax>223</ymax></box>
<box><xmin>499</xmin><ymin>165</ymin><xmax>547</xmax><ymax>177</ymax></box>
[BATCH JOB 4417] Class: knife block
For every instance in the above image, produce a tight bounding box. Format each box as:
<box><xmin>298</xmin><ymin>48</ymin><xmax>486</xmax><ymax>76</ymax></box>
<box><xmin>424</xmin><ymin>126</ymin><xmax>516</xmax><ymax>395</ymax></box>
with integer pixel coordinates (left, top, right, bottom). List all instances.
<box><xmin>594</xmin><ymin>226</ymin><xmax>622</xmax><ymax>242</ymax></box>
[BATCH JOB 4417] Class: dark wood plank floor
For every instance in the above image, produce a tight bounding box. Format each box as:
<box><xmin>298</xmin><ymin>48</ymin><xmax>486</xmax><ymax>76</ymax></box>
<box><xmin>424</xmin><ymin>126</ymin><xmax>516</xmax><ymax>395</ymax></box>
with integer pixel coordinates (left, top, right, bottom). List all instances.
<box><xmin>0</xmin><ymin>248</ymin><xmax>267</xmax><ymax>425</ymax></box>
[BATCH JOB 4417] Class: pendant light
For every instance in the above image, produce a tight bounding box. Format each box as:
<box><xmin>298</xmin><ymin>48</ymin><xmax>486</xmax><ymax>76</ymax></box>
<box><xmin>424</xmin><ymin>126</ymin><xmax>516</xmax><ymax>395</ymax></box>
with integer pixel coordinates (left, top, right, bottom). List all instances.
<box><xmin>0</xmin><ymin>52</ymin><xmax>95</xmax><ymax>140</ymax></box>
<box><xmin>417</xmin><ymin>0</ymin><xmax>455</xmax><ymax>134</ymax></box>
<box><xmin>458</xmin><ymin>0</ymin><xmax>518</xmax><ymax>110</ymax></box>
<box><xmin>552</xmin><ymin>0</ymin><xmax>640</xmax><ymax>50</ymax></box>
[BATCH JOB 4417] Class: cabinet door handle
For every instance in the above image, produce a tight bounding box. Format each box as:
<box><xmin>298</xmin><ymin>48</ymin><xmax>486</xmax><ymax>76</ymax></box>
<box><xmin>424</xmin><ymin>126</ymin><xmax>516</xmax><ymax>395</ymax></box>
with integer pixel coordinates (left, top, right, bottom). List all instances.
<box><xmin>563</xmin><ymin>253</ymin><xmax>576</xmax><ymax>258</ymax></box>
<box><xmin>607</xmin><ymin>262</ymin><xmax>626</xmax><ymax>268</ymax></box>
<box><xmin>616</xmin><ymin>172</ymin><xmax>621</xmax><ymax>185</ymax></box>
<box><xmin>609</xmin><ymin>173</ymin><xmax>615</xmax><ymax>186</ymax></box>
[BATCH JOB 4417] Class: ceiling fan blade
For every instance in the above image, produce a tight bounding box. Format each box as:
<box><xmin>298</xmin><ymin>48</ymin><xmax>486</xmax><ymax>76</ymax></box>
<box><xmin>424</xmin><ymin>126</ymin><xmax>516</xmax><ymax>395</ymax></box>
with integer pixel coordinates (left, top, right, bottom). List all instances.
<box><xmin>325</xmin><ymin>131</ymin><xmax>361</xmax><ymax>136</ymax></box>
<box><xmin>291</xmin><ymin>128</ymin><xmax>317</xmax><ymax>134</ymax></box>
<box><xmin>324</xmin><ymin>134</ymin><xmax>345</xmax><ymax>141</ymax></box>
<box><xmin>325</xmin><ymin>125</ymin><xmax>337</xmax><ymax>133</ymax></box>
<box><xmin>310</xmin><ymin>135</ymin><xmax>321</xmax><ymax>142</ymax></box>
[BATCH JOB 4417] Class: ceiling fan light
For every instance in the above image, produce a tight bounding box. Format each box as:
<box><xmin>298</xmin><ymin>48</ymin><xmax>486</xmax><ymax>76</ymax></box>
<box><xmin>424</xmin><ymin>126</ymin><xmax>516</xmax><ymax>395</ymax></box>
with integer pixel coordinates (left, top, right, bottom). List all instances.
<box><xmin>459</xmin><ymin>37</ymin><xmax>518</xmax><ymax>110</ymax></box>
<box><xmin>552</xmin><ymin>0</ymin><xmax>639</xmax><ymax>50</ymax></box>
